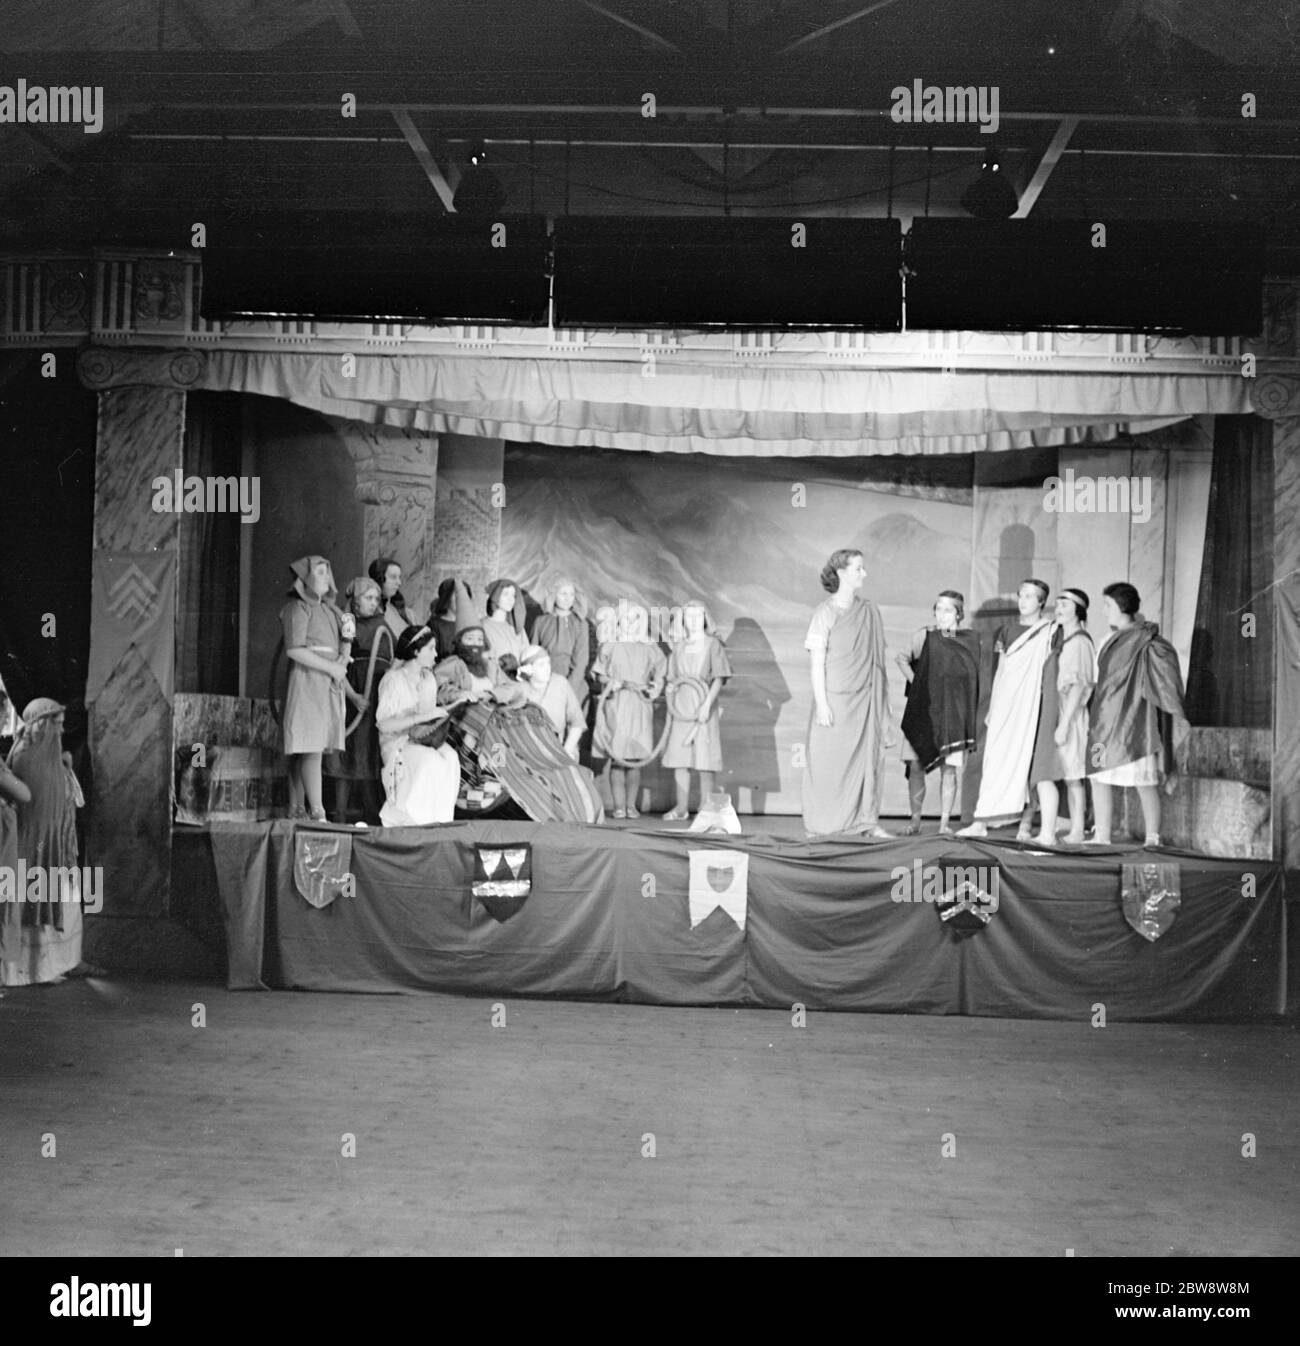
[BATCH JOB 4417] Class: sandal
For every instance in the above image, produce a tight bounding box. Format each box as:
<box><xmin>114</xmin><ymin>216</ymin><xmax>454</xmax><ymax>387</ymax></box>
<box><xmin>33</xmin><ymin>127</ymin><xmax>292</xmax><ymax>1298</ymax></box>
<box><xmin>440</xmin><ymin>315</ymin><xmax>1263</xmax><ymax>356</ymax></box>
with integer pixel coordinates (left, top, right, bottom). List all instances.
<box><xmin>663</xmin><ymin>807</ymin><xmax>690</xmax><ymax>822</ymax></box>
<box><xmin>625</xmin><ymin>805</ymin><xmax>640</xmax><ymax>819</ymax></box>
<box><xmin>612</xmin><ymin>808</ymin><xmax>627</xmax><ymax>819</ymax></box>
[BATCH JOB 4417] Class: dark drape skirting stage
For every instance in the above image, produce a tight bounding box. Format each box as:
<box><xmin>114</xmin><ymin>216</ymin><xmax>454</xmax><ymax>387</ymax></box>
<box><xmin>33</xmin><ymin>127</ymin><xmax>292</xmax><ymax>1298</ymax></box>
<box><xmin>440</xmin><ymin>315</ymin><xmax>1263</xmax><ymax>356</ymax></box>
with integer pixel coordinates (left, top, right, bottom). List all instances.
<box><xmin>194</xmin><ymin>822</ymin><xmax>1287</xmax><ymax>1022</ymax></box>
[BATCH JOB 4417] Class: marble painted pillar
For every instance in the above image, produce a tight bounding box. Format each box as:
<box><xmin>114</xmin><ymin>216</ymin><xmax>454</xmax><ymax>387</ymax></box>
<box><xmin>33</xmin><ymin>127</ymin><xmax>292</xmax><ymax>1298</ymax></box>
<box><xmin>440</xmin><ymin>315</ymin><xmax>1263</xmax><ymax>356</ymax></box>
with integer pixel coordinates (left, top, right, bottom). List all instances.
<box><xmin>87</xmin><ymin>385</ymin><xmax>186</xmax><ymax>916</ymax></box>
<box><xmin>1254</xmin><ymin>277</ymin><xmax>1300</xmax><ymax>871</ymax></box>
<box><xmin>333</xmin><ymin>418</ymin><xmax>438</xmax><ymax>620</ymax></box>
<box><xmin>1269</xmin><ymin>410</ymin><xmax>1300</xmax><ymax>871</ymax></box>
<box><xmin>431</xmin><ymin>433</ymin><xmax>506</xmax><ymax>610</ymax></box>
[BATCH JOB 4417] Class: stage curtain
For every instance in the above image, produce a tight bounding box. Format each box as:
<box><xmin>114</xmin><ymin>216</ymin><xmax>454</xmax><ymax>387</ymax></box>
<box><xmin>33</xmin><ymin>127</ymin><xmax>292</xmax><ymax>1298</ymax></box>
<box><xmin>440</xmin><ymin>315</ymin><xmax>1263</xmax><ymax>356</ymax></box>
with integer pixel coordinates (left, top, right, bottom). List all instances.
<box><xmin>1186</xmin><ymin>415</ymin><xmax>1273</xmax><ymax>727</ymax></box>
<box><xmin>183</xmin><ymin>351</ymin><xmax>1251</xmax><ymax>456</ymax></box>
<box><xmin>0</xmin><ymin>352</ymin><xmax>97</xmax><ymax>754</ymax></box>
<box><xmin>177</xmin><ymin>392</ymin><xmax>243</xmax><ymax>694</ymax></box>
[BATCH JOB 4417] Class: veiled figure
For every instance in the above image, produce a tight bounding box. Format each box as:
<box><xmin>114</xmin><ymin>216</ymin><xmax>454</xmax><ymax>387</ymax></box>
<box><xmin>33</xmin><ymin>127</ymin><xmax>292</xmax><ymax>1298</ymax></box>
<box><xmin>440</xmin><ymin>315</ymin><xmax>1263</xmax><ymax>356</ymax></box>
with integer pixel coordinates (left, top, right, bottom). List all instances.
<box><xmin>1</xmin><ymin>700</ymin><xmax>85</xmax><ymax>986</ymax></box>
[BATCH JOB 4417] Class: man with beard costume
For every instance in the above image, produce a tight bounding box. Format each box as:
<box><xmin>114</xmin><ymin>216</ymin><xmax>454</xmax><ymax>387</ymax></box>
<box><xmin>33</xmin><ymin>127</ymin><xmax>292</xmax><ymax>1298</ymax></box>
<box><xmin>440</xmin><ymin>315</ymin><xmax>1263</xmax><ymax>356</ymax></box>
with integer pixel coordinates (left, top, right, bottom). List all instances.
<box><xmin>436</xmin><ymin>628</ymin><xmax>603</xmax><ymax>824</ymax></box>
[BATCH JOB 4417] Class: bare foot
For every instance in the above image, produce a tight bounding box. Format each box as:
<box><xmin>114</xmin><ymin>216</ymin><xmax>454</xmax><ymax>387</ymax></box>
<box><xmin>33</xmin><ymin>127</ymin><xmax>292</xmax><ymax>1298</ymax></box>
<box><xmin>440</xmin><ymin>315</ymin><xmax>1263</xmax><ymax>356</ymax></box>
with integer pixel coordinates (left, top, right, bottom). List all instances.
<box><xmin>955</xmin><ymin>822</ymin><xmax>987</xmax><ymax>838</ymax></box>
<box><xmin>938</xmin><ymin>824</ymin><xmax>953</xmax><ymax>835</ymax></box>
<box><xmin>1063</xmin><ymin>832</ymin><xmax>1085</xmax><ymax>845</ymax></box>
<box><xmin>898</xmin><ymin>821</ymin><xmax>920</xmax><ymax>836</ymax></box>
<box><xmin>1030</xmin><ymin>833</ymin><xmax>1055</xmax><ymax>848</ymax></box>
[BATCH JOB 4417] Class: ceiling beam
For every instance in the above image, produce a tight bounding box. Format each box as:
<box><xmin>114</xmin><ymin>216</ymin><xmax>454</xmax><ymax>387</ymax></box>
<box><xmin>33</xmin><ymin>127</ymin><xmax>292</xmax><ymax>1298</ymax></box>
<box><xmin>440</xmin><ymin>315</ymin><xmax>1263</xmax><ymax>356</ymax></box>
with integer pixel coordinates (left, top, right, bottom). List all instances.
<box><xmin>1014</xmin><ymin>116</ymin><xmax>1079</xmax><ymax>217</ymax></box>
<box><xmin>777</xmin><ymin>0</ymin><xmax>909</xmax><ymax>55</ymax></box>
<box><xmin>7</xmin><ymin>52</ymin><xmax>1292</xmax><ymax>116</ymax></box>
<box><xmin>391</xmin><ymin>110</ymin><xmax>456</xmax><ymax>211</ymax></box>
<box><xmin>329</xmin><ymin>1</ymin><xmax>363</xmax><ymax>40</ymax></box>
<box><xmin>12</xmin><ymin>126</ymin><xmax>72</xmax><ymax>174</ymax></box>
<box><xmin>573</xmin><ymin>1</ymin><xmax>682</xmax><ymax>53</ymax></box>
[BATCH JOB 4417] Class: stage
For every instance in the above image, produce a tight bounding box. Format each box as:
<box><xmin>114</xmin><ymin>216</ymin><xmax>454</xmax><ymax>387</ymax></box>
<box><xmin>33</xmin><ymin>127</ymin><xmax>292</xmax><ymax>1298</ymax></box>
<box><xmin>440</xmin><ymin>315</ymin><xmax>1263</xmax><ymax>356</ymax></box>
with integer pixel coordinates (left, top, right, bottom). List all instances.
<box><xmin>174</xmin><ymin>818</ymin><xmax>1287</xmax><ymax>1022</ymax></box>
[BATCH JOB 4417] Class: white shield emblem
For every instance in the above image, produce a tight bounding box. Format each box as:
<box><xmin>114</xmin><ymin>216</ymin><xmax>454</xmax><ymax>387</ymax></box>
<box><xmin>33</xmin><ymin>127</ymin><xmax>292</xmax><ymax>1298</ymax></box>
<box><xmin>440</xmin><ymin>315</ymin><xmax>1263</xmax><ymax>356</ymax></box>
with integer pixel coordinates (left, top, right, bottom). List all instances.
<box><xmin>688</xmin><ymin>849</ymin><xmax>749</xmax><ymax>930</ymax></box>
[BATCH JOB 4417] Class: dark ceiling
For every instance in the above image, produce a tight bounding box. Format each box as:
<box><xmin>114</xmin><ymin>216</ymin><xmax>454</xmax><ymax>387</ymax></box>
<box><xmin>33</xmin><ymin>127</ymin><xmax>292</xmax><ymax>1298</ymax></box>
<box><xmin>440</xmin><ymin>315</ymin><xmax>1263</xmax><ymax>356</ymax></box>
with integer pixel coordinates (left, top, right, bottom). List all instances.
<box><xmin>1</xmin><ymin>0</ymin><xmax>1297</xmax><ymax>267</ymax></box>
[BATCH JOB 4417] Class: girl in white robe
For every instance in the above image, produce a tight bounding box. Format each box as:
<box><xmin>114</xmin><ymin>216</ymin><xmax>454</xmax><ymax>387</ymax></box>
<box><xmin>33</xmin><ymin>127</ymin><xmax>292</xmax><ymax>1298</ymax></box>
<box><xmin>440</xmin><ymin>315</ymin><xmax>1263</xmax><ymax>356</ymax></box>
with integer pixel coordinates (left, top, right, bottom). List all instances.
<box><xmin>376</xmin><ymin>626</ymin><xmax>461</xmax><ymax>827</ymax></box>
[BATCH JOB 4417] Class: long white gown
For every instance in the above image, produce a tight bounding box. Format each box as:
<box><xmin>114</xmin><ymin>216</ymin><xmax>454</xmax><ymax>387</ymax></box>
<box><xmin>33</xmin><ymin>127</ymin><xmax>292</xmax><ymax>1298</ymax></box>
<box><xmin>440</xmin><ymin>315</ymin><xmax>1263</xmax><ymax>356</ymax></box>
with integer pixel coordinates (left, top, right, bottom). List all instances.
<box><xmin>376</xmin><ymin>663</ymin><xmax>461</xmax><ymax>826</ymax></box>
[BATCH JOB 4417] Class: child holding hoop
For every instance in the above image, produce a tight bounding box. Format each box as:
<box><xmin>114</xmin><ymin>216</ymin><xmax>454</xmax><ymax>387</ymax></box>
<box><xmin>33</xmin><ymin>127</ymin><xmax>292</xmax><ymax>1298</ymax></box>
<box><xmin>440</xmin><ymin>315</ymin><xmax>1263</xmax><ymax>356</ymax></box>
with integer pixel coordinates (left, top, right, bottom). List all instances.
<box><xmin>592</xmin><ymin>601</ymin><xmax>666</xmax><ymax>819</ymax></box>
<box><xmin>661</xmin><ymin>601</ymin><xmax>731</xmax><ymax>821</ymax></box>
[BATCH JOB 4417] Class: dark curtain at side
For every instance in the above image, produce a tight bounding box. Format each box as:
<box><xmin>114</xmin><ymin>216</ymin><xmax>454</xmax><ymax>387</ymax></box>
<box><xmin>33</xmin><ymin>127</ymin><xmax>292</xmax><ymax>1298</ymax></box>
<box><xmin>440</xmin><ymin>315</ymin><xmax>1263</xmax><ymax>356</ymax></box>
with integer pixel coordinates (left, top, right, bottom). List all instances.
<box><xmin>1186</xmin><ymin>415</ymin><xmax>1273</xmax><ymax>727</ymax></box>
<box><xmin>0</xmin><ymin>352</ymin><xmax>97</xmax><ymax>758</ymax></box>
<box><xmin>178</xmin><ymin>392</ymin><xmax>243</xmax><ymax>694</ymax></box>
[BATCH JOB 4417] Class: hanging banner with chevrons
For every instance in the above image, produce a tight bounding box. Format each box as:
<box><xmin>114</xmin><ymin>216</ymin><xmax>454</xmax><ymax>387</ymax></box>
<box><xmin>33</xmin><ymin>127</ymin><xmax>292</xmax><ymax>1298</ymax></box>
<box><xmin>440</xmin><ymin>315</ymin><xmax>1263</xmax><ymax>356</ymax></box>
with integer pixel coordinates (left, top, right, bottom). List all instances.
<box><xmin>86</xmin><ymin>552</ymin><xmax>176</xmax><ymax>703</ymax></box>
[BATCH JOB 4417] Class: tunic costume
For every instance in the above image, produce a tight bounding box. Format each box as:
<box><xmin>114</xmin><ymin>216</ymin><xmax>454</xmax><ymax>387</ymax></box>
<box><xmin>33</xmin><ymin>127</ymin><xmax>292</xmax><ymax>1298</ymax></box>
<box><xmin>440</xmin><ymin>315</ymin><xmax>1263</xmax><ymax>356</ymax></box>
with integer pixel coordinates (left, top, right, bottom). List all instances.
<box><xmin>661</xmin><ymin>636</ymin><xmax>732</xmax><ymax>772</ymax></box>
<box><xmin>529</xmin><ymin>611</ymin><xmax>592</xmax><ymax>705</ymax></box>
<box><xmin>433</xmin><ymin>655</ymin><xmax>526</xmax><ymax>708</ymax></box>
<box><xmin>1028</xmin><ymin>628</ymin><xmax>1096</xmax><ymax>784</ymax></box>
<box><xmin>801</xmin><ymin>595</ymin><xmax>891</xmax><ymax>836</ymax></box>
<box><xmin>482</xmin><ymin>616</ymin><xmax>529</xmax><ymax>667</ymax></box>
<box><xmin>592</xmin><ymin>641</ymin><xmax>667</xmax><ymax>762</ymax></box>
<box><xmin>381</xmin><ymin>591</ymin><xmax>411</xmax><ymax>643</ymax></box>
<box><xmin>324</xmin><ymin>612</ymin><xmax>393</xmax><ymax>782</ymax></box>
<box><xmin>376</xmin><ymin>662</ymin><xmax>461</xmax><ymax>826</ymax></box>
<box><xmin>969</xmin><ymin>618</ymin><xmax>1054</xmax><ymax>822</ymax></box>
<box><xmin>433</xmin><ymin>615</ymin><xmax>459</xmax><ymax>662</ymax></box>
<box><xmin>1087</xmin><ymin>619</ymin><xmax>1186</xmax><ymax>785</ymax></box>
<box><xmin>279</xmin><ymin>566</ymin><xmax>349</xmax><ymax>755</ymax></box>
<box><xmin>900</xmin><ymin>627</ymin><xmax>981</xmax><ymax>771</ymax></box>
<box><xmin>527</xmin><ymin>674</ymin><xmax>586</xmax><ymax>742</ymax></box>
<box><xmin>0</xmin><ymin>727</ymin><xmax>84</xmax><ymax>986</ymax></box>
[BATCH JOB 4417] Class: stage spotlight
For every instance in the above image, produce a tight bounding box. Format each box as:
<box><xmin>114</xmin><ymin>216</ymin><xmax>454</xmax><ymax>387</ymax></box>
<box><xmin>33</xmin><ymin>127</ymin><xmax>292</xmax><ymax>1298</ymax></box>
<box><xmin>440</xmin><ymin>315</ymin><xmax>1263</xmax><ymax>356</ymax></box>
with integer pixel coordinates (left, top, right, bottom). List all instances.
<box><xmin>453</xmin><ymin>144</ymin><xmax>507</xmax><ymax>216</ymax></box>
<box><xmin>960</xmin><ymin>148</ymin><xmax>1019</xmax><ymax>220</ymax></box>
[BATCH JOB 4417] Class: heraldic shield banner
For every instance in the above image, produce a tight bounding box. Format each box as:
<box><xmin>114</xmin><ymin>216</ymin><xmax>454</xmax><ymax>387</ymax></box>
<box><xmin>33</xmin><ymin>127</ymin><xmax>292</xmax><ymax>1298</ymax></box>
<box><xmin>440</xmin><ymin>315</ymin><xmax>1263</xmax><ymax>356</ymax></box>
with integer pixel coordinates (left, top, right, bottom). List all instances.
<box><xmin>472</xmin><ymin>842</ymin><xmax>533</xmax><ymax>922</ymax></box>
<box><xmin>1121</xmin><ymin>861</ymin><xmax>1182</xmax><ymax>942</ymax></box>
<box><xmin>293</xmin><ymin>831</ymin><xmax>354</xmax><ymax>909</ymax></box>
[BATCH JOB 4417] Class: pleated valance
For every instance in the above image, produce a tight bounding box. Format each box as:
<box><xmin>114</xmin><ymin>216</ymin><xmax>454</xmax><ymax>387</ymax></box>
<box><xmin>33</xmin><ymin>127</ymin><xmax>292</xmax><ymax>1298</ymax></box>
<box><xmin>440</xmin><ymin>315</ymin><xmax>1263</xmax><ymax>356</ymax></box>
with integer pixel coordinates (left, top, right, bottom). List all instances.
<box><xmin>181</xmin><ymin>350</ymin><xmax>1253</xmax><ymax>455</ymax></box>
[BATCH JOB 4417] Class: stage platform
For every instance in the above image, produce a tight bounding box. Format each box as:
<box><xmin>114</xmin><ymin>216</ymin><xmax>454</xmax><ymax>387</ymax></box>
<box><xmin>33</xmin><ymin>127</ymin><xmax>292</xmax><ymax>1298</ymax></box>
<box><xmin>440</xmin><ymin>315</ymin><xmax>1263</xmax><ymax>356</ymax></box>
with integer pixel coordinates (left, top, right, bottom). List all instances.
<box><xmin>171</xmin><ymin>817</ymin><xmax>1287</xmax><ymax>1022</ymax></box>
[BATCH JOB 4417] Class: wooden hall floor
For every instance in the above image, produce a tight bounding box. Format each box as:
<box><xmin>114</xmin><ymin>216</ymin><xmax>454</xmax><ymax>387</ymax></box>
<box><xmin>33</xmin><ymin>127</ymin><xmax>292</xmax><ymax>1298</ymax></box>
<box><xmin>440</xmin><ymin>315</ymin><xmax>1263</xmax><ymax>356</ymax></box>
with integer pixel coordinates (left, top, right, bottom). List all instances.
<box><xmin>2</xmin><ymin>978</ymin><xmax>1296</xmax><ymax>1256</ymax></box>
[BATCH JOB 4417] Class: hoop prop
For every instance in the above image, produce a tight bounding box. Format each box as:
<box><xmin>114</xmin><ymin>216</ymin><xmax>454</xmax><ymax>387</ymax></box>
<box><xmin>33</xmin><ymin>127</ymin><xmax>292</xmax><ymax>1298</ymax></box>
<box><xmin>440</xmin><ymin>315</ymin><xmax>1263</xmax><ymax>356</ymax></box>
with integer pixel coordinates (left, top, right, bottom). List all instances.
<box><xmin>268</xmin><ymin>620</ymin><xmax>394</xmax><ymax>740</ymax></box>
<box><xmin>596</xmin><ymin>674</ymin><xmax>709</xmax><ymax>768</ymax></box>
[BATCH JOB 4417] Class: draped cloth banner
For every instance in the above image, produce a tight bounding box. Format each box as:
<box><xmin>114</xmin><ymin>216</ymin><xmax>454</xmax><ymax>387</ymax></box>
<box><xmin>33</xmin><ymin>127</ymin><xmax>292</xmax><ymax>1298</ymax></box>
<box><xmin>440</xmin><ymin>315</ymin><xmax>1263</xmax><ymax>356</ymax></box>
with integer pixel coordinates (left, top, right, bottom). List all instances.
<box><xmin>170</xmin><ymin>350</ymin><xmax>1253</xmax><ymax>457</ymax></box>
<box><xmin>688</xmin><ymin>848</ymin><xmax>750</xmax><ymax>930</ymax></box>
<box><xmin>198</xmin><ymin>822</ymin><xmax>1286</xmax><ymax>1021</ymax></box>
<box><xmin>85</xmin><ymin>552</ymin><xmax>176</xmax><ymax>703</ymax></box>
<box><xmin>294</xmin><ymin>830</ymin><xmax>354</xmax><ymax>909</ymax></box>
<box><xmin>1121</xmin><ymin>861</ymin><xmax>1182</xmax><ymax>942</ymax></box>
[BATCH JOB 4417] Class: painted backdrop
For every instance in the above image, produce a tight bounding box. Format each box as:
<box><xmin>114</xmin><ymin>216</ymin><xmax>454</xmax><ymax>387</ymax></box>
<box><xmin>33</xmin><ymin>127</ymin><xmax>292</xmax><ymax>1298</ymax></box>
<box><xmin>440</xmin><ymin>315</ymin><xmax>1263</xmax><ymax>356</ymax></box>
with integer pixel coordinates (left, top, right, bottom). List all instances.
<box><xmin>499</xmin><ymin>445</ymin><xmax>975</xmax><ymax>815</ymax></box>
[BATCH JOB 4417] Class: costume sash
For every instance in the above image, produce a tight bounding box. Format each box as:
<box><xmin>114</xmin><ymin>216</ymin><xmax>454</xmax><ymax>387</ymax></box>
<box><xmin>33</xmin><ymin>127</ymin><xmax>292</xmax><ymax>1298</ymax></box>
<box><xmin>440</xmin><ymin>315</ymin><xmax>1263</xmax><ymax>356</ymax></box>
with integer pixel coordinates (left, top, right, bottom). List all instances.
<box><xmin>974</xmin><ymin>619</ymin><xmax>1053</xmax><ymax>819</ymax></box>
